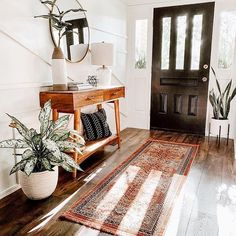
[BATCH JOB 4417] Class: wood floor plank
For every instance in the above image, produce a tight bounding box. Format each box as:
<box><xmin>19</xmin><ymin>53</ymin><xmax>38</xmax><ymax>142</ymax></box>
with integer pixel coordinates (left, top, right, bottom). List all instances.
<box><xmin>0</xmin><ymin>128</ymin><xmax>234</xmax><ymax>236</ymax></box>
<box><xmin>185</xmin><ymin>139</ymin><xmax>235</xmax><ymax>236</ymax></box>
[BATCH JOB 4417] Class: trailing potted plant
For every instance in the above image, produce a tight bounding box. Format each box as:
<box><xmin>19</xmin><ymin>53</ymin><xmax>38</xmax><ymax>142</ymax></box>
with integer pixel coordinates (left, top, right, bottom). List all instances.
<box><xmin>209</xmin><ymin>68</ymin><xmax>236</xmax><ymax>136</ymax></box>
<box><xmin>0</xmin><ymin>100</ymin><xmax>85</xmax><ymax>200</ymax></box>
<box><xmin>35</xmin><ymin>0</ymin><xmax>86</xmax><ymax>90</ymax></box>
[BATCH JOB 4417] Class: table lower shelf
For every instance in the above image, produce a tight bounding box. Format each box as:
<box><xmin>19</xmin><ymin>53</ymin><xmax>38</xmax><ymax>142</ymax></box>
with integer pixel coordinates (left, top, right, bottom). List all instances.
<box><xmin>77</xmin><ymin>135</ymin><xmax>119</xmax><ymax>164</ymax></box>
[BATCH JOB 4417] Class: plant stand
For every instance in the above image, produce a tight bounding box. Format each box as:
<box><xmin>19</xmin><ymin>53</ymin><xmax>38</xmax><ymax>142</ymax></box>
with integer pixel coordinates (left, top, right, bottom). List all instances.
<box><xmin>208</xmin><ymin>122</ymin><xmax>230</xmax><ymax>146</ymax></box>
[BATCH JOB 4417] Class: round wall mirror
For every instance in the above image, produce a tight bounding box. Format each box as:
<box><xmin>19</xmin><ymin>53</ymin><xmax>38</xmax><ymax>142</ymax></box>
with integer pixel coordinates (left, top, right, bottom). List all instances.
<box><xmin>50</xmin><ymin>0</ymin><xmax>90</xmax><ymax>63</ymax></box>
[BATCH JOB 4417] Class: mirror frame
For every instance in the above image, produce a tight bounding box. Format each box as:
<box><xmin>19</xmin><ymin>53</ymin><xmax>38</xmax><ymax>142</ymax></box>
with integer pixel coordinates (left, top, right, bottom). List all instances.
<box><xmin>49</xmin><ymin>0</ymin><xmax>90</xmax><ymax>63</ymax></box>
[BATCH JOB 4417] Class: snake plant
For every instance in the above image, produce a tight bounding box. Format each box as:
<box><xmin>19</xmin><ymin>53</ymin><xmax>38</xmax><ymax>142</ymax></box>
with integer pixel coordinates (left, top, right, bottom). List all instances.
<box><xmin>209</xmin><ymin>68</ymin><xmax>236</xmax><ymax>119</ymax></box>
<box><xmin>35</xmin><ymin>0</ymin><xmax>86</xmax><ymax>47</ymax></box>
<box><xmin>0</xmin><ymin>100</ymin><xmax>85</xmax><ymax>176</ymax></box>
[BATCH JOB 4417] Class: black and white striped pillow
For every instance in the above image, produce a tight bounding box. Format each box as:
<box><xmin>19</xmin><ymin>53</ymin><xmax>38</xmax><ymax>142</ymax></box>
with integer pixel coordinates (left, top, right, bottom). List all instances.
<box><xmin>81</xmin><ymin>109</ymin><xmax>112</xmax><ymax>141</ymax></box>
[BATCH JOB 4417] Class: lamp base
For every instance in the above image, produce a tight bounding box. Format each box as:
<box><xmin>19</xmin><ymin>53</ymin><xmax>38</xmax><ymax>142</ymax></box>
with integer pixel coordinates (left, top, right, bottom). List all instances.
<box><xmin>96</xmin><ymin>66</ymin><xmax>112</xmax><ymax>87</ymax></box>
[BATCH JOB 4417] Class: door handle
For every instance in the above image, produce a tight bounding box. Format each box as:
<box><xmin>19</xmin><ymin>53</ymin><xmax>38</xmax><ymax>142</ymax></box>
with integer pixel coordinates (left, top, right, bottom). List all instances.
<box><xmin>202</xmin><ymin>77</ymin><xmax>208</xmax><ymax>82</ymax></box>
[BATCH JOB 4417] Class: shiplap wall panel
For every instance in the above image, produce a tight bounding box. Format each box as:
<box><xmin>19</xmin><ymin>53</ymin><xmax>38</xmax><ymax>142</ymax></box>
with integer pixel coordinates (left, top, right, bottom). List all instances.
<box><xmin>0</xmin><ymin>0</ymin><xmax>128</xmax><ymax>199</ymax></box>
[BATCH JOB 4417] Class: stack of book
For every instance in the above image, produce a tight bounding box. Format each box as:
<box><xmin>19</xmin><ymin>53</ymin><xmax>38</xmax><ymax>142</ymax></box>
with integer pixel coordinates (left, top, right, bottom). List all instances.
<box><xmin>68</xmin><ymin>82</ymin><xmax>93</xmax><ymax>91</ymax></box>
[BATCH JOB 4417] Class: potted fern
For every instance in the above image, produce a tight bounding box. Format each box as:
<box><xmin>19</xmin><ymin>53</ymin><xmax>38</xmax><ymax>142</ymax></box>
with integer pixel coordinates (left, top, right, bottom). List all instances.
<box><xmin>209</xmin><ymin>68</ymin><xmax>236</xmax><ymax>136</ymax></box>
<box><xmin>35</xmin><ymin>0</ymin><xmax>86</xmax><ymax>90</ymax></box>
<box><xmin>0</xmin><ymin>101</ymin><xmax>85</xmax><ymax>200</ymax></box>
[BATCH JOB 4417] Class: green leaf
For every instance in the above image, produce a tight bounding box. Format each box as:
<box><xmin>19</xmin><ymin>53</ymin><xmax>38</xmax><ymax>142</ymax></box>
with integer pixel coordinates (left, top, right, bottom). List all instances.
<box><xmin>48</xmin><ymin>115</ymin><xmax>70</xmax><ymax>137</ymax></box>
<box><xmin>230</xmin><ymin>87</ymin><xmax>236</xmax><ymax>101</ymax></box>
<box><xmin>61</xmin><ymin>8</ymin><xmax>86</xmax><ymax>17</ymax></box>
<box><xmin>43</xmin><ymin>139</ymin><xmax>62</xmax><ymax>159</ymax></box>
<box><xmin>34</xmin><ymin>15</ymin><xmax>52</xmax><ymax>19</ymax></box>
<box><xmin>211</xmin><ymin>67</ymin><xmax>221</xmax><ymax>94</ymax></box>
<box><xmin>10</xmin><ymin>160</ymin><xmax>27</xmax><ymax>175</ymax></box>
<box><xmin>51</xmin><ymin>130</ymin><xmax>70</xmax><ymax>142</ymax></box>
<box><xmin>61</xmin><ymin>162</ymin><xmax>73</xmax><ymax>172</ymax></box>
<box><xmin>40</xmin><ymin>1</ymin><xmax>61</xmax><ymax>13</ymax></box>
<box><xmin>22</xmin><ymin>149</ymin><xmax>34</xmax><ymax>160</ymax></box>
<box><xmin>46</xmin><ymin>153</ymin><xmax>63</xmax><ymax>164</ymax></box>
<box><xmin>24</xmin><ymin>157</ymin><xmax>37</xmax><ymax>176</ymax></box>
<box><xmin>225</xmin><ymin>80</ymin><xmax>232</xmax><ymax>101</ymax></box>
<box><xmin>61</xmin><ymin>153</ymin><xmax>83</xmax><ymax>172</ymax></box>
<box><xmin>40</xmin><ymin>0</ymin><xmax>54</xmax><ymax>6</ymax></box>
<box><xmin>69</xmin><ymin>130</ymin><xmax>85</xmax><ymax>145</ymax></box>
<box><xmin>52</xmin><ymin>23</ymin><xmax>64</xmax><ymax>31</ymax></box>
<box><xmin>41</xmin><ymin>158</ymin><xmax>53</xmax><ymax>171</ymax></box>
<box><xmin>28</xmin><ymin>128</ymin><xmax>38</xmax><ymax>139</ymax></box>
<box><xmin>32</xmin><ymin>134</ymin><xmax>42</xmax><ymax>145</ymax></box>
<box><xmin>60</xmin><ymin>30</ymin><xmax>74</xmax><ymax>39</ymax></box>
<box><xmin>39</xmin><ymin>100</ymin><xmax>51</xmax><ymax>135</ymax></box>
<box><xmin>56</xmin><ymin>141</ymin><xmax>83</xmax><ymax>154</ymax></box>
<box><xmin>0</xmin><ymin>139</ymin><xmax>28</xmax><ymax>149</ymax></box>
<box><xmin>7</xmin><ymin>114</ymin><xmax>29</xmax><ymax>139</ymax></box>
<box><xmin>54</xmin><ymin>115</ymin><xmax>70</xmax><ymax>130</ymax></box>
<box><xmin>225</xmin><ymin>101</ymin><xmax>230</xmax><ymax>119</ymax></box>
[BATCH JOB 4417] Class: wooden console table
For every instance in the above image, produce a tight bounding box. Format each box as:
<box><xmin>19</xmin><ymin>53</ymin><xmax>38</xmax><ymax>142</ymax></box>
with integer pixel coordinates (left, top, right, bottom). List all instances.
<box><xmin>40</xmin><ymin>86</ymin><xmax>125</xmax><ymax>178</ymax></box>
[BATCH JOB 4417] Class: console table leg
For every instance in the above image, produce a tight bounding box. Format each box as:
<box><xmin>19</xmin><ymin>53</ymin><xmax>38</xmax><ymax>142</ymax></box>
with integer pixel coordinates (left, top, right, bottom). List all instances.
<box><xmin>73</xmin><ymin>109</ymin><xmax>81</xmax><ymax>178</ymax></box>
<box><xmin>114</xmin><ymin>100</ymin><xmax>121</xmax><ymax>148</ymax></box>
<box><xmin>97</xmin><ymin>104</ymin><xmax>102</xmax><ymax>110</ymax></box>
<box><xmin>52</xmin><ymin>109</ymin><xmax>59</xmax><ymax>121</ymax></box>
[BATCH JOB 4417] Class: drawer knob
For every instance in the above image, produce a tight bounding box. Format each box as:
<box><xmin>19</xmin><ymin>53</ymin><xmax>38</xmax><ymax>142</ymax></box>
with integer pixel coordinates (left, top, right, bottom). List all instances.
<box><xmin>87</xmin><ymin>96</ymin><xmax>95</xmax><ymax>100</ymax></box>
<box><xmin>112</xmin><ymin>92</ymin><xmax>118</xmax><ymax>96</ymax></box>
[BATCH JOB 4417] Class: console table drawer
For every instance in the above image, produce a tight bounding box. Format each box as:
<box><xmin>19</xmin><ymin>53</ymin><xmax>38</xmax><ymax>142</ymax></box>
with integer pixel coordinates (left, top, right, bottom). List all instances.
<box><xmin>104</xmin><ymin>87</ymin><xmax>125</xmax><ymax>101</ymax></box>
<box><xmin>75</xmin><ymin>92</ymin><xmax>104</xmax><ymax>107</ymax></box>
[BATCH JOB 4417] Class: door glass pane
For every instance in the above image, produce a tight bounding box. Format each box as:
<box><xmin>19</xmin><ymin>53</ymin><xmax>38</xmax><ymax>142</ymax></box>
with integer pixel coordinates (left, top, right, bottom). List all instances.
<box><xmin>135</xmin><ymin>19</ymin><xmax>148</xmax><ymax>69</ymax></box>
<box><xmin>176</xmin><ymin>16</ymin><xmax>187</xmax><ymax>70</ymax></box>
<box><xmin>191</xmin><ymin>15</ymin><xmax>203</xmax><ymax>70</ymax></box>
<box><xmin>161</xmin><ymin>17</ymin><xmax>171</xmax><ymax>70</ymax></box>
<box><xmin>218</xmin><ymin>12</ymin><xmax>236</xmax><ymax>69</ymax></box>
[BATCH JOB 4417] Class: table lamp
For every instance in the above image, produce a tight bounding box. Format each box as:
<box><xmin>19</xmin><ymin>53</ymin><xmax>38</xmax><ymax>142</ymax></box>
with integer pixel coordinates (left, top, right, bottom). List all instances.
<box><xmin>91</xmin><ymin>42</ymin><xmax>114</xmax><ymax>87</ymax></box>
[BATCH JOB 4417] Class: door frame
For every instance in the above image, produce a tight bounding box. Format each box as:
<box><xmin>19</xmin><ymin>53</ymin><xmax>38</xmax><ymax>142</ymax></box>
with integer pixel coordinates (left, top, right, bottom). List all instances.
<box><xmin>127</xmin><ymin>0</ymin><xmax>236</xmax><ymax>138</ymax></box>
<box><xmin>150</xmin><ymin>2</ymin><xmax>214</xmax><ymax>134</ymax></box>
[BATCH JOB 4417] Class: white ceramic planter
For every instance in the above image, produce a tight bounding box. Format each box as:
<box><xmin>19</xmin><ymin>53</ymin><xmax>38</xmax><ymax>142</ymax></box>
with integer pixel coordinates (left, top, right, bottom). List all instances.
<box><xmin>210</xmin><ymin>118</ymin><xmax>229</xmax><ymax>136</ymax></box>
<box><xmin>19</xmin><ymin>166</ymin><xmax>58</xmax><ymax>200</ymax></box>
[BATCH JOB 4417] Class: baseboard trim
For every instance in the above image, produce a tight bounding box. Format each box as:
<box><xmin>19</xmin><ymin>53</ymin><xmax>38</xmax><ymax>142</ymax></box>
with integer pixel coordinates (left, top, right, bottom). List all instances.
<box><xmin>0</xmin><ymin>184</ymin><xmax>21</xmax><ymax>200</ymax></box>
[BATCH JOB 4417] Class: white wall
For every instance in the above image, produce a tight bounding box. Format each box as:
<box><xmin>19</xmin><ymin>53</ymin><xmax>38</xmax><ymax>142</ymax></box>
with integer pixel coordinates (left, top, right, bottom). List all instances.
<box><xmin>127</xmin><ymin>0</ymin><xmax>236</xmax><ymax>139</ymax></box>
<box><xmin>0</xmin><ymin>0</ymin><xmax>128</xmax><ymax>199</ymax></box>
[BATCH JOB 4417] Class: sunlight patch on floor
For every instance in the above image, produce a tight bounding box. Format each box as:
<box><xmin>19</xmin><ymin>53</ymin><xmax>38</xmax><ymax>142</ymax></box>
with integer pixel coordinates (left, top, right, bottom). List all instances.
<box><xmin>217</xmin><ymin>184</ymin><xmax>236</xmax><ymax>236</ymax></box>
<box><xmin>28</xmin><ymin>187</ymin><xmax>82</xmax><ymax>233</ymax></box>
<box><xmin>27</xmin><ymin>166</ymin><xmax>106</xmax><ymax>234</ymax></box>
<box><xmin>84</xmin><ymin>167</ymin><xmax>104</xmax><ymax>182</ymax></box>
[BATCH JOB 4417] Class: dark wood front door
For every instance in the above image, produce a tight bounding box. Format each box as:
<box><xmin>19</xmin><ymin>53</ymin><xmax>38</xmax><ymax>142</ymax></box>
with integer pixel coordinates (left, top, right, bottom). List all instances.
<box><xmin>151</xmin><ymin>3</ymin><xmax>215</xmax><ymax>134</ymax></box>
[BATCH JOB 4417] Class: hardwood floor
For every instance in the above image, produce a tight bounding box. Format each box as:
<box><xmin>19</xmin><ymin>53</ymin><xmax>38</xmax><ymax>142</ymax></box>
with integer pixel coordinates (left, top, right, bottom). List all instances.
<box><xmin>0</xmin><ymin>128</ymin><xmax>235</xmax><ymax>236</ymax></box>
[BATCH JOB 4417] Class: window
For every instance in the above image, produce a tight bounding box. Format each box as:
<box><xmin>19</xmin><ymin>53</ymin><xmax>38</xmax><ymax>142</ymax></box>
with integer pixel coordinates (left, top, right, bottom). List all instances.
<box><xmin>191</xmin><ymin>14</ymin><xmax>203</xmax><ymax>70</ymax></box>
<box><xmin>161</xmin><ymin>17</ymin><xmax>171</xmax><ymax>70</ymax></box>
<box><xmin>218</xmin><ymin>12</ymin><xmax>236</xmax><ymax>69</ymax></box>
<box><xmin>176</xmin><ymin>16</ymin><xmax>187</xmax><ymax>70</ymax></box>
<box><xmin>135</xmin><ymin>19</ymin><xmax>148</xmax><ymax>69</ymax></box>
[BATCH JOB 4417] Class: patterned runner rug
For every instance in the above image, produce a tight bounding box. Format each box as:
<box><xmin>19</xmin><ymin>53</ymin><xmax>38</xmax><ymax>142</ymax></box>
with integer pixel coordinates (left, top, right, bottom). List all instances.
<box><xmin>61</xmin><ymin>139</ymin><xmax>199</xmax><ymax>236</ymax></box>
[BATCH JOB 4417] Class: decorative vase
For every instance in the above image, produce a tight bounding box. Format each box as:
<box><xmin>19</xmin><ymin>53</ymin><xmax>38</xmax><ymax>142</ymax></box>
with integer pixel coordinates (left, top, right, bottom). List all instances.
<box><xmin>52</xmin><ymin>47</ymin><xmax>68</xmax><ymax>91</ymax></box>
<box><xmin>19</xmin><ymin>166</ymin><xmax>58</xmax><ymax>200</ymax></box>
<box><xmin>210</xmin><ymin>118</ymin><xmax>229</xmax><ymax>137</ymax></box>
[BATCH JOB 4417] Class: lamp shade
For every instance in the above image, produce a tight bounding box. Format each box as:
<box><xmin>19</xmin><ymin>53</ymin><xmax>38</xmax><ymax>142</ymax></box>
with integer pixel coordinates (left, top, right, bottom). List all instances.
<box><xmin>91</xmin><ymin>42</ymin><xmax>114</xmax><ymax>66</ymax></box>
